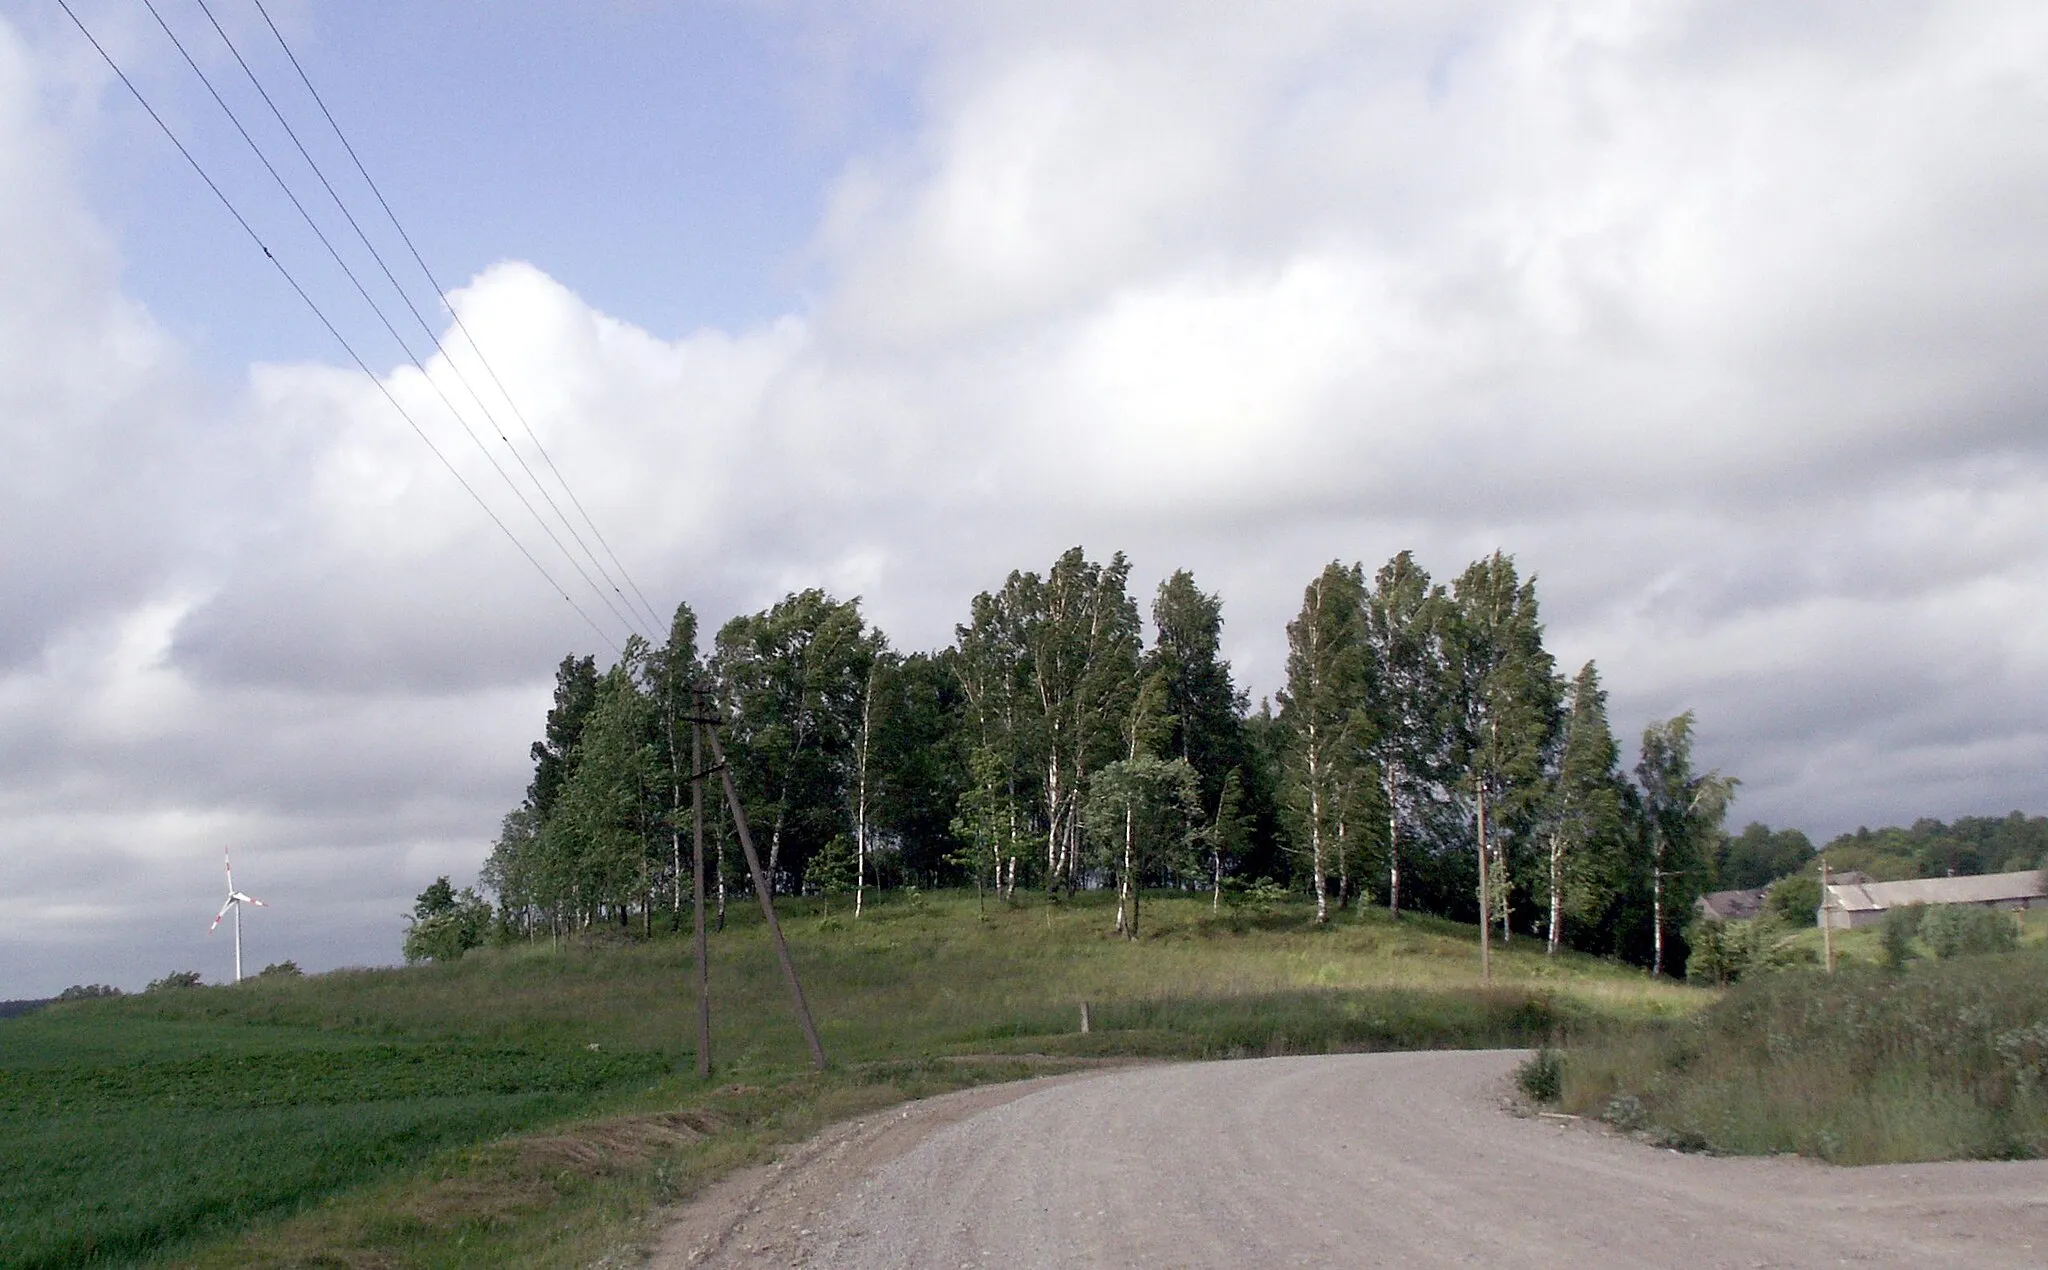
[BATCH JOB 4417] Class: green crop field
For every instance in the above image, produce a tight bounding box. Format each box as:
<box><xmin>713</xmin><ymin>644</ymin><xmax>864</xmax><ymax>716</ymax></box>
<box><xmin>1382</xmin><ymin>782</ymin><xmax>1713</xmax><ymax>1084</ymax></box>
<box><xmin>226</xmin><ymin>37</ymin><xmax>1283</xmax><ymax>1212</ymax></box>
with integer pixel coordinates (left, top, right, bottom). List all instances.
<box><xmin>3</xmin><ymin>889</ymin><xmax>1699</xmax><ymax>1268</ymax></box>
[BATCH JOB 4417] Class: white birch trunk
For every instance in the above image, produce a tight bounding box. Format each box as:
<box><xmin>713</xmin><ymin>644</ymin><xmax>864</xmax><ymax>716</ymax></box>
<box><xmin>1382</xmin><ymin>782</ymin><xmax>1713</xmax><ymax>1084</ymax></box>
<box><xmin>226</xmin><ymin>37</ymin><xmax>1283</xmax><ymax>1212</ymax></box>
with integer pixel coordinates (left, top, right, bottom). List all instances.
<box><xmin>1120</xmin><ymin>797</ymin><xmax>1136</xmax><ymax>938</ymax></box>
<box><xmin>854</xmin><ymin>664</ymin><xmax>876</xmax><ymax>920</ymax></box>
<box><xmin>1547</xmin><ymin>831</ymin><xmax>1564</xmax><ymax>957</ymax></box>
<box><xmin>1385</xmin><ymin>766</ymin><xmax>1402</xmax><ymax>919</ymax></box>
<box><xmin>1476</xmin><ymin>780</ymin><xmax>1491</xmax><ymax>983</ymax></box>
<box><xmin>1652</xmin><ymin>836</ymin><xmax>1666</xmax><ymax>978</ymax></box>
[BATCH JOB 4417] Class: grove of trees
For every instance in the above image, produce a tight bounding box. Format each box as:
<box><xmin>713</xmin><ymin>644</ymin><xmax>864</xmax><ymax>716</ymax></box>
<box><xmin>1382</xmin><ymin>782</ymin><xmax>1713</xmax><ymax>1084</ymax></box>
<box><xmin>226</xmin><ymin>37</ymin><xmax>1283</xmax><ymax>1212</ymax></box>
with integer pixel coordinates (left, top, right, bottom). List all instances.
<box><xmin>474</xmin><ymin>547</ymin><xmax>1743</xmax><ymax>975</ymax></box>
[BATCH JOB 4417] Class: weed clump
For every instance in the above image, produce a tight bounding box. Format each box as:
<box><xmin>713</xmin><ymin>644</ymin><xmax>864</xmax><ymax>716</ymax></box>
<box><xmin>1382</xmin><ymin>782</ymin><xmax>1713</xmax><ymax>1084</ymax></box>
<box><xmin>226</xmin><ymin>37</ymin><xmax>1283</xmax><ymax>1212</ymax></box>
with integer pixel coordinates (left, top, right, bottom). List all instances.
<box><xmin>1516</xmin><ymin>1048</ymin><xmax>1563</xmax><ymax>1103</ymax></box>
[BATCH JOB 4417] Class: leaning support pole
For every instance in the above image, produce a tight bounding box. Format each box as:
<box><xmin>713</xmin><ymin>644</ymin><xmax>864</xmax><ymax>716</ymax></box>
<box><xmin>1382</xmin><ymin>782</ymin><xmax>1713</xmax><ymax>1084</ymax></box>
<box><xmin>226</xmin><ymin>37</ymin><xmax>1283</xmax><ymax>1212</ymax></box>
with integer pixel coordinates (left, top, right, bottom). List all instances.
<box><xmin>704</xmin><ymin>723</ymin><xmax>828</xmax><ymax>1071</ymax></box>
<box><xmin>692</xmin><ymin>715</ymin><xmax>712</xmax><ymax>1079</ymax></box>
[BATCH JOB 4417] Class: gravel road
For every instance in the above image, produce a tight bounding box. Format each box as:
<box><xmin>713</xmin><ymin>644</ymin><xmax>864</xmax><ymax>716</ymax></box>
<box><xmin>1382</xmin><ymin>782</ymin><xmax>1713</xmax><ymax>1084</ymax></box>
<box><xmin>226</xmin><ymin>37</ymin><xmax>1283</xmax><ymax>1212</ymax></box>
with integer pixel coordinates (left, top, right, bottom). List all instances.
<box><xmin>653</xmin><ymin>1050</ymin><xmax>2048</xmax><ymax>1269</ymax></box>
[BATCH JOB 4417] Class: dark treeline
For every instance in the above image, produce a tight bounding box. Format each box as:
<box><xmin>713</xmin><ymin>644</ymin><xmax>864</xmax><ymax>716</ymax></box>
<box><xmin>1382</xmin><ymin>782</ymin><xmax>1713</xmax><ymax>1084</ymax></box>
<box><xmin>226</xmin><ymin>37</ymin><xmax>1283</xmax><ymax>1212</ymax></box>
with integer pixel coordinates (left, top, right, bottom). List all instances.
<box><xmin>1718</xmin><ymin>813</ymin><xmax>2048</xmax><ymax>890</ymax></box>
<box><xmin>479</xmin><ymin>547</ymin><xmax>1740</xmax><ymax>975</ymax></box>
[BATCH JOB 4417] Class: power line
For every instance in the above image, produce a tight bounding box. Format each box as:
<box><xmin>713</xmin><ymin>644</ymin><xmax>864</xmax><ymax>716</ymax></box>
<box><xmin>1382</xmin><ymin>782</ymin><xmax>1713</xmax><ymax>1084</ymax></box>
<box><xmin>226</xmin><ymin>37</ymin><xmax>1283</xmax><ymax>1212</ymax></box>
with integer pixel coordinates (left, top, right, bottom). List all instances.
<box><xmin>137</xmin><ymin>0</ymin><xmax>642</xmax><ymax>641</ymax></box>
<box><xmin>246</xmin><ymin>0</ymin><xmax>669</xmax><ymax>637</ymax></box>
<box><xmin>55</xmin><ymin>0</ymin><xmax>621</xmax><ymax>657</ymax></box>
<box><xmin>193</xmin><ymin>0</ymin><xmax>666</xmax><ymax>640</ymax></box>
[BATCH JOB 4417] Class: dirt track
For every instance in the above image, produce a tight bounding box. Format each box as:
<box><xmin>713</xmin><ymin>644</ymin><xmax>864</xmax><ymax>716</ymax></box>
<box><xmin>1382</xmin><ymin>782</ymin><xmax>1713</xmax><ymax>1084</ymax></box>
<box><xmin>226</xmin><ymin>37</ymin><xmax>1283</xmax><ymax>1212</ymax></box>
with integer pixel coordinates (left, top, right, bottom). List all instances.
<box><xmin>651</xmin><ymin>1050</ymin><xmax>2048</xmax><ymax>1269</ymax></box>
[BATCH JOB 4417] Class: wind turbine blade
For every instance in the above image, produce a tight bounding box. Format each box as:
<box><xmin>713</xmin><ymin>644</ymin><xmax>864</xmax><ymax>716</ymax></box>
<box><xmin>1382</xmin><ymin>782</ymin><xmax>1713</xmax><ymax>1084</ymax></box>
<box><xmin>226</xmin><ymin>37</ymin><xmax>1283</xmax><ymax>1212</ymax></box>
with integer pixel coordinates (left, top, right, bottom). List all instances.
<box><xmin>233</xmin><ymin>893</ymin><xmax>266</xmax><ymax>907</ymax></box>
<box><xmin>210</xmin><ymin>897</ymin><xmax>235</xmax><ymax>931</ymax></box>
<box><xmin>224</xmin><ymin>846</ymin><xmax>234</xmax><ymax>892</ymax></box>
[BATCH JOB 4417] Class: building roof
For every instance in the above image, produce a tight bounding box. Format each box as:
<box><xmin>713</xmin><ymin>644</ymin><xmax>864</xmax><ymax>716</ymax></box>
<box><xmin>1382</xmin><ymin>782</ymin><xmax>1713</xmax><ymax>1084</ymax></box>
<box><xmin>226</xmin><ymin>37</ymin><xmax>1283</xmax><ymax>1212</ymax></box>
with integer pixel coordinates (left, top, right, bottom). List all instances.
<box><xmin>1825</xmin><ymin>869</ymin><xmax>2046</xmax><ymax>914</ymax></box>
<box><xmin>1696</xmin><ymin>887</ymin><xmax>1769</xmax><ymax>922</ymax></box>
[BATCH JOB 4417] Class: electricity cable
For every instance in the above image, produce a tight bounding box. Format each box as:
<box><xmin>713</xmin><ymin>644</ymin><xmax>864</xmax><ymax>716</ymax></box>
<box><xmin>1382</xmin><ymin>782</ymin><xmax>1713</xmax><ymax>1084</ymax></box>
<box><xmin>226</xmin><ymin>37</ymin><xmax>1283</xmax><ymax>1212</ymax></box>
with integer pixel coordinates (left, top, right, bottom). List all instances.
<box><xmin>246</xmin><ymin>0</ymin><xmax>668</xmax><ymax>636</ymax></box>
<box><xmin>138</xmin><ymin>0</ymin><xmax>640</xmax><ymax>640</ymax></box>
<box><xmin>55</xmin><ymin>0</ymin><xmax>621</xmax><ymax>657</ymax></box>
<box><xmin>191</xmin><ymin>0</ymin><xmax>662</xmax><ymax>640</ymax></box>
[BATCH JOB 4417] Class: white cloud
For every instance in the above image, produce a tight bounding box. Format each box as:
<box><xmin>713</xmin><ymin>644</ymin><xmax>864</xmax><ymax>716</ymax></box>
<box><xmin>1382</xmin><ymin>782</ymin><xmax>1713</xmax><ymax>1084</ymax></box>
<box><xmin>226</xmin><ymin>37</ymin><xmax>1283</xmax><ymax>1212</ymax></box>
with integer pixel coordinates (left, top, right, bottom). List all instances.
<box><xmin>5</xmin><ymin>2</ymin><xmax>2048</xmax><ymax>994</ymax></box>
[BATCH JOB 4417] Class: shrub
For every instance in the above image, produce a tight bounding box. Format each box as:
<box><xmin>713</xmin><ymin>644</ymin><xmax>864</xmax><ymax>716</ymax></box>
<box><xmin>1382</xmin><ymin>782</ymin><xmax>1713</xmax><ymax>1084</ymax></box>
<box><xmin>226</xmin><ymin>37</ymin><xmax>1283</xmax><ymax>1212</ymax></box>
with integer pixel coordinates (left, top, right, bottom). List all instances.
<box><xmin>804</xmin><ymin>835</ymin><xmax>858</xmax><ymax>913</ymax></box>
<box><xmin>1601</xmin><ymin>1093</ymin><xmax>1647</xmax><ymax>1131</ymax></box>
<box><xmin>403</xmin><ymin>879</ymin><xmax>494</xmax><ymax>964</ymax></box>
<box><xmin>146</xmin><ymin>971</ymin><xmax>203</xmax><ymax>992</ymax></box>
<box><xmin>256</xmin><ymin>961</ymin><xmax>303</xmax><ymax>979</ymax></box>
<box><xmin>1517</xmin><ymin>1048</ymin><xmax>1563</xmax><ymax>1103</ymax></box>
<box><xmin>1233</xmin><ymin>878</ymin><xmax>1289</xmax><ymax>913</ymax></box>
<box><xmin>1767</xmin><ymin>873</ymin><xmax>1821</xmax><ymax>923</ymax></box>
<box><xmin>1879</xmin><ymin>904</ymin><xmax>1924</xmax><ymax>970</ymax></box>
<box><xmin>1921</xmin><ymin>905</ymin><xmax>2018</xmax><ymax>959</ymax></box>
<box><xmin>1685</xmin><ymin>917</ymin><xmax>1748</xmax><ymax>984</ymax></box>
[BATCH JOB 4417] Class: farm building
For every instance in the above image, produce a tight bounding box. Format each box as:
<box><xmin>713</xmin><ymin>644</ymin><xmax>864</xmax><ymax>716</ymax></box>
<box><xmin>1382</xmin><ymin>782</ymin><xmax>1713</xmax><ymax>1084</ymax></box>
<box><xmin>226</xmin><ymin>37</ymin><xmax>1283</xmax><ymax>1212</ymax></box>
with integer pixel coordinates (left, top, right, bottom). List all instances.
<box><xmin>1695</xmin><ymin>887</ymin><xmax>1769</xmax><ymax>922</ymax></box>
<box><xmin>1819</xmin><ymin>868</ymin><xmax>2046</xmax><ymax>930</ymax></box>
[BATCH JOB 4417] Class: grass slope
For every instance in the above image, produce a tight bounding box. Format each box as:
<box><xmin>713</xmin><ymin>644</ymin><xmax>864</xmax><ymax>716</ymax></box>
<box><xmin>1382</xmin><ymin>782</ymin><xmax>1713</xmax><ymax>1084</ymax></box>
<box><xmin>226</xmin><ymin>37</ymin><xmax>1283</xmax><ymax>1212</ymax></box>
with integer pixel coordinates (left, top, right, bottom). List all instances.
<box><xmin>4</xmin><ymin>889</ymin><xmax>1696</xmax><ymax>1268</ymax></box>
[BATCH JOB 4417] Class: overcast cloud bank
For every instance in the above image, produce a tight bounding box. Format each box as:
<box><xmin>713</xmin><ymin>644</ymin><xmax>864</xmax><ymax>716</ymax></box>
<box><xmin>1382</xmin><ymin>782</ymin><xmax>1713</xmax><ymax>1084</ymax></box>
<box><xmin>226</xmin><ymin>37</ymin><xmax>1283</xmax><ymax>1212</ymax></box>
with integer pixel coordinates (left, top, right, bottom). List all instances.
<box><xmin>3</xmin><ymin>1</ymin><xmax>2046</xmax><ymax>997</ymax></box>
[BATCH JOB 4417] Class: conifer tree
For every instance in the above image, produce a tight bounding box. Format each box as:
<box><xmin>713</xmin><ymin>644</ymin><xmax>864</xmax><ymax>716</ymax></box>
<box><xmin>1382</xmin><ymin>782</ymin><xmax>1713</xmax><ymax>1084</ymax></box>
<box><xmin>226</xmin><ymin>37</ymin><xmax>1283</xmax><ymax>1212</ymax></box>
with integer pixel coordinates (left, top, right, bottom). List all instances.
<box><xmin>1148</xmin><ymin>570</ymin><xmax>1248</xmax><ymax>812</ymax></box>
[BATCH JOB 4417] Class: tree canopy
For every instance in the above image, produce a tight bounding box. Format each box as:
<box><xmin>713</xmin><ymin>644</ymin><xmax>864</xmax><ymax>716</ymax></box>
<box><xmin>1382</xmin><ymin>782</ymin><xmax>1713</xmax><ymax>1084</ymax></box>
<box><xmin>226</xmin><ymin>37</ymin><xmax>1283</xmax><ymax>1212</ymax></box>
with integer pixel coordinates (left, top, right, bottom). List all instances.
<box><xmin>459</xmin><ymin>546</ymin><xmax>1803</xmax><ymax>975</ymax></box>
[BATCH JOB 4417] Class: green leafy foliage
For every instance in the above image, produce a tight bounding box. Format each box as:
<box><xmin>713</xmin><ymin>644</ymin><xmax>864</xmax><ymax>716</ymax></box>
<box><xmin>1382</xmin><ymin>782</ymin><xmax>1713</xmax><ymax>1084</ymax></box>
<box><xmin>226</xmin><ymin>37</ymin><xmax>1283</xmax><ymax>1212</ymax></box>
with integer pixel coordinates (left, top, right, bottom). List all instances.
<box><xmin>402</xmin><ymin>878</ymin><xmax>493</xmax><ymax>964</ymax></box>
<box><xmin>1634</xmin><ymin>712</ymin><xmax>1736</xmax><ymax>977</ymax></box>
<box><xmin>1920</xmin><ymin>905</ymin><xmax>2019</xmax><ymax>959</ymax></box>
<box><xmin>1880</xmin><ymin>904</ymin><xmax>1923</xmax><ymax>969</ymax></box>
<box><xmin>145</xmin><ymin>971</ymin><xmax>202</xmax><ymax>992</ymax></box>
<box><xmin>1819</xmin><ymin>812</ymin><xmax>2048</xmax><ymax>881</ymax></box>
<box><xmin>1716</xmin><ymin>822</ymin><xmax>1816</xmax><ymax>888</ymax></box>
<box><xmin>1767</xmin><ymin>873</ymin><xmax>1821</xmax><ymax>923</ymax></box>
<box><xmin>804</xmin><ymin>835</ymin><xmax>857</xmax><ymax>909</ymax></box>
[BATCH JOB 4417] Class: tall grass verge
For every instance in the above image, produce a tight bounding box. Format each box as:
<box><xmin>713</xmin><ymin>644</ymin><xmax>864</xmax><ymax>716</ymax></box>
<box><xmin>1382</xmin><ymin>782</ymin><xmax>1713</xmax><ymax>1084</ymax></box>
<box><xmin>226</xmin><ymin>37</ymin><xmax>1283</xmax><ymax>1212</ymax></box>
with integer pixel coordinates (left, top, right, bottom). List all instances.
<box><xmin>1553</xmin><ymin>947</ymin><xmax>2048</xmax><ymax>1163</ymax></box>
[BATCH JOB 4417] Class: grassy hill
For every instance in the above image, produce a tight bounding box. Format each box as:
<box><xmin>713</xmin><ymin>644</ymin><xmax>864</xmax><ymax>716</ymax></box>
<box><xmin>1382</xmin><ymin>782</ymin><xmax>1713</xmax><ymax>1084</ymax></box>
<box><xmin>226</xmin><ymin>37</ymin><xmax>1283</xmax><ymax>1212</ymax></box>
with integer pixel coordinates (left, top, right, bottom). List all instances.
<box><xmin>3</xmin><ymin>889</ymin><xmax>1698</xmax><ymax>1269</ymax></box>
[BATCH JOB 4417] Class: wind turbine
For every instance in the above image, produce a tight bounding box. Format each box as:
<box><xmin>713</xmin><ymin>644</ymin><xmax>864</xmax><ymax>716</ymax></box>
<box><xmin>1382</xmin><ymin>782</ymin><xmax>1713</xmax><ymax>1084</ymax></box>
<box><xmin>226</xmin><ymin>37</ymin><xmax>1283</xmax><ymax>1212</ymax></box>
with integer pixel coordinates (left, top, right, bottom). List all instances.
<box><xmin>207</xmin><ymin>848</ymin><xmax>267</xmax><ymax>983</ymax></box>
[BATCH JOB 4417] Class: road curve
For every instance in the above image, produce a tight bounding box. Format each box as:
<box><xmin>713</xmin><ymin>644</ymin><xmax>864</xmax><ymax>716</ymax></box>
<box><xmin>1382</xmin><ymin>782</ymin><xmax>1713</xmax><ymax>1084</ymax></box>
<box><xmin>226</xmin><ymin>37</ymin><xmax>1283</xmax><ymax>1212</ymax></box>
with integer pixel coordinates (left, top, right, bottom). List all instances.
<box><xmin>654</xmin><ymin>1050</ymin><xmax>2048</xmax><ymax>1269</ymax></box>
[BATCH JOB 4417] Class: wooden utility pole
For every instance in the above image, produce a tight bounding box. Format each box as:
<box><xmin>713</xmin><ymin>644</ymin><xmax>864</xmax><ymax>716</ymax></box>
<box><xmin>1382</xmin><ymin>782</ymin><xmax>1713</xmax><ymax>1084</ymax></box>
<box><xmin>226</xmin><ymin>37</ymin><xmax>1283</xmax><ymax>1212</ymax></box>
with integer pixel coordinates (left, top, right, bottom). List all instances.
<box><xmin>691</xmin><ymin>701</ymin><xmax>711</xmax><ymax>1079</ymax></box>
<box><xmin>704</xmin><ymin>721</ymin><xmax>828</xmax><ymax>1071</ymax></box>
<box><xmin>1821</xmin><ymin>857</ymin><xmax>1836</xmax><ymax>974</ymax></box>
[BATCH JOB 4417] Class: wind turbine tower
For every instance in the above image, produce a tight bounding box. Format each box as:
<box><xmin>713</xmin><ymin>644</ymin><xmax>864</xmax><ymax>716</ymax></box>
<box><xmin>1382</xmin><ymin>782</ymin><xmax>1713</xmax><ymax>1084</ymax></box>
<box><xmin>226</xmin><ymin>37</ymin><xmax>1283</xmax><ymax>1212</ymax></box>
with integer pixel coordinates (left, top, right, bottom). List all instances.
<box><xmin>208</xmin><ymin>848</ymin><xmax>268</xmax><ymax>983</ymax></box>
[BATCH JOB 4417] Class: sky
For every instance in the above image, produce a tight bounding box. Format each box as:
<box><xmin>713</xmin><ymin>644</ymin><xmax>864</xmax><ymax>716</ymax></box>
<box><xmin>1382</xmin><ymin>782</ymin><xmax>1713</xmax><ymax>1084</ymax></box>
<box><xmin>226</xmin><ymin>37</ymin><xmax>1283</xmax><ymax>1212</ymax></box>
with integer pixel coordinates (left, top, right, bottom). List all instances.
<box><xmin>2</xmin><ymin>0</ymin><xmax>2044</xmax><ymax>999</ymax></box>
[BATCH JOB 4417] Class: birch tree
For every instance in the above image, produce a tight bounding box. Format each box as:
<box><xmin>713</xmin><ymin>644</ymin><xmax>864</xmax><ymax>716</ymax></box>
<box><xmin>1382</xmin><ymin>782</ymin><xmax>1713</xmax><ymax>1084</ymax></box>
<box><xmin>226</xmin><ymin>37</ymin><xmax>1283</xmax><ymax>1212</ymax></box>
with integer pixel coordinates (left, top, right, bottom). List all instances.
<box><xmin>962</xmin><ymin>549</ymin><xmax>1141</xmax><ymax>897</ymax></box>
<box><xmin>953</xmin><ymin>588</ymin><xmax>1036</xmax><ymax>900</ymax></box>
<box><xmin>1449</xmin><ymin>553</ymin><xmax>1560</xmax><ymax>978</ymax></box>
<box><xmin>1541</xmin><ymin>662</ymin><xmax>1626</xmax><ymax>956</ymax></box>
<box><xmin>1084</xmin><ymin>753</ymin><xmax>1202</xmax><ymax>940</ymax></box>
<box><xmin>1360</xmin><ymin>552</ymin><xmax>1449</xmax><ymax>919</ymax></box>
<box><xmin>1277</xmin><ymin>562</ymin><xmax>1368</xmax><ymax>925</ymax></box>
<box><xmin>1635</xmin><ymin>711</ymin><xmax>1737</xmax><ymax>977</ymax></box>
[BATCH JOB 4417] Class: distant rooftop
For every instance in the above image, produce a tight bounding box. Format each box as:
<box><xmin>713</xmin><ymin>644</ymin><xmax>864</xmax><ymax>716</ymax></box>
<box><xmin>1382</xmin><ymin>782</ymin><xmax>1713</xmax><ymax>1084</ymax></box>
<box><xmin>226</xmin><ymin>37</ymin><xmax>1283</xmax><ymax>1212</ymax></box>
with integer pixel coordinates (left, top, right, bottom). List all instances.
<box><xmin>1826</xmin><ymin>869</ymin><xmax>2046</xmax><ymax>914</ymax></box>
<box><xmin>1696</xmin><ymin>888</ymin><xmax>1768</xmax><ymax>922</ymax></box>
